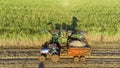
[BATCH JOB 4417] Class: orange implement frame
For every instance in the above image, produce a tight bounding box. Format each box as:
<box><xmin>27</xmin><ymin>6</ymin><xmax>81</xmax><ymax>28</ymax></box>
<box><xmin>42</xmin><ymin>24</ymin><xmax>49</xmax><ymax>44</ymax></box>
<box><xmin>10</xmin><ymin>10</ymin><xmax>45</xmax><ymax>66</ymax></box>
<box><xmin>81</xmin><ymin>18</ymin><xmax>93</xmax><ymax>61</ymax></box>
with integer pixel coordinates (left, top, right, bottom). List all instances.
<box><xmin>67</xmin><ymin>47</ymin><xmax>91</xmax><ymax>57</ymax></box>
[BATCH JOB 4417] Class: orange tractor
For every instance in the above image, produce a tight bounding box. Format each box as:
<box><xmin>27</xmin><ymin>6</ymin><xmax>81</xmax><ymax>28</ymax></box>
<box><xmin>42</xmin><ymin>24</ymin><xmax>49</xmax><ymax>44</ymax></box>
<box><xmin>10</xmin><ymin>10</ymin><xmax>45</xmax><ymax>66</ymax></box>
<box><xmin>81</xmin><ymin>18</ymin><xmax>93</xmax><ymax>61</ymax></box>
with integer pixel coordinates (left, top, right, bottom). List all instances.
<box><xmin>39</xmin><ymin>30</ymin><xmax>91</xmax><ymax>62</ymax></box>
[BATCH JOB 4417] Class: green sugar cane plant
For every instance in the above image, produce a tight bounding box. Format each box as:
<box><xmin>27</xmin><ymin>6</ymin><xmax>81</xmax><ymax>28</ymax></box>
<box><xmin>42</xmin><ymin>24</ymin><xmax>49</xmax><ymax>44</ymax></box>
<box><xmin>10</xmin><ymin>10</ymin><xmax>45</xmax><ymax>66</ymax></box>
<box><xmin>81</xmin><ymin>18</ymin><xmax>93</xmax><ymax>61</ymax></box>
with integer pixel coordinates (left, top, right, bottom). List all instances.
<box><xmin>0</xmin><ymin>0</ymin><xmax>120</xmax><ymax>47</ymax></box>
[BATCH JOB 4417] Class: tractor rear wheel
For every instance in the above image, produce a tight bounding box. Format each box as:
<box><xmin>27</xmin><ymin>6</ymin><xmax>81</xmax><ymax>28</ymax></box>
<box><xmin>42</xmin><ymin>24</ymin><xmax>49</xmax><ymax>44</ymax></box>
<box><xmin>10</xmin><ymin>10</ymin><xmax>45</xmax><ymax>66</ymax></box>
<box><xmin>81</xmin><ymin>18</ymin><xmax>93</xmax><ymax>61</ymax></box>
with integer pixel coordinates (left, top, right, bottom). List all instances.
<box><xmin>39</xmin><ymin>55</ymin><xmax>45</xmax><ymax>62</ymax></box>
<box><xmin>80</xmin><ymin>56</ymin><xmax>86</xmax><ymax>62</ymax></box>
<box><xmin>74</xmin><ymin>56</ymin><xmax>79</xmax><ymax>62</ymax></box>
<box><xmin>51</xmin><ymin>54</ymin><xmax>59</xmax><ymax>62</ymax></box>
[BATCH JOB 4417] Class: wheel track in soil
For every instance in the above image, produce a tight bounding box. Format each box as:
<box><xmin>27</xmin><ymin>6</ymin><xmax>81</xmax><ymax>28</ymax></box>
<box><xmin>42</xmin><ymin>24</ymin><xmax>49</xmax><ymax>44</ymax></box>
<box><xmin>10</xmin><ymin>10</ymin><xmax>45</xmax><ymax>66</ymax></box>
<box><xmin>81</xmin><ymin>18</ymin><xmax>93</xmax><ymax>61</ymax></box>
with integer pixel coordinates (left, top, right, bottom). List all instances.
<box><xmin>0</xmin><ymin>49</ymin><xmax>120</xmax><ymax>57</ymax></box>
<box><xmin>0</xmin><ymin>58</ymin><xmax>120</xmax><ymax>68</ymax></box>
<box><xmin>0</xmin><ymin>48</ymin><xmax>120</xmax><ymax>68</ymax></box>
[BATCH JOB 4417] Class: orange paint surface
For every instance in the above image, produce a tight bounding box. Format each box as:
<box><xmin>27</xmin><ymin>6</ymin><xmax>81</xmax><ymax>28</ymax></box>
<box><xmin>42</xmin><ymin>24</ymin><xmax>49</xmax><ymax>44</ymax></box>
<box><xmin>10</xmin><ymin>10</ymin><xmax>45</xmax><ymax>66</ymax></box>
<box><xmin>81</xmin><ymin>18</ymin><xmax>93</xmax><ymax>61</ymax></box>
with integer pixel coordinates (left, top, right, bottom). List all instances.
<box><xmin>67</xmin><ymin>47</ymin><xmax>91</xmax><ymax>56</ymax></box>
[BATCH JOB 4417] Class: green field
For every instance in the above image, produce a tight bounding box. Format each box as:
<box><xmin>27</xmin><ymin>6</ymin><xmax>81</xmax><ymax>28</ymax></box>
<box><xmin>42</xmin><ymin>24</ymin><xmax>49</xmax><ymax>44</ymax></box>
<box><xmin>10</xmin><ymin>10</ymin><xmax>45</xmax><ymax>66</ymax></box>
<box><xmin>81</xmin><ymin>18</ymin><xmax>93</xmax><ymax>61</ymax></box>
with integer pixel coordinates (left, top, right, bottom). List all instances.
<box><xmin>0</xmin><ymin>0</ymin><xmax>120</xmax><ymax>47</ymax></box>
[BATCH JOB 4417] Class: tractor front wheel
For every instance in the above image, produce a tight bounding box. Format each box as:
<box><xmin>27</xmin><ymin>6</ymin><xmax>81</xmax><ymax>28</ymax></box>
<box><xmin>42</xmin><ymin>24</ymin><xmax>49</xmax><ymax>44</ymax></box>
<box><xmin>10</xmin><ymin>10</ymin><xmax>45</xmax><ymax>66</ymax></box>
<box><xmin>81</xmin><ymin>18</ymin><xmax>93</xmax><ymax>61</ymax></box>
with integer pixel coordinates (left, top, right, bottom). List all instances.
<box><xmin>39</xmin><ymin>55</ymin><xmax>45</xmax><ymax>62</ymax></box>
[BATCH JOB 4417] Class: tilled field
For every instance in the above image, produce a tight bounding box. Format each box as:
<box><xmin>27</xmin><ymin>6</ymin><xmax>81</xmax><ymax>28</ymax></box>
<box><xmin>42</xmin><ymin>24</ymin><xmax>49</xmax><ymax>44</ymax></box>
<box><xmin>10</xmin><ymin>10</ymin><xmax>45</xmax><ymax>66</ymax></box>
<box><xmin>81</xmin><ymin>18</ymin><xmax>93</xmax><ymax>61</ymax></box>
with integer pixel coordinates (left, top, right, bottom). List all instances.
<box><xmin>0</xmin><ymin>47</ymin><xmax>120</xmax><ymax>68</ymax></box>
<box><xmin>0</xmin><ymin>58</ymin><xmax>120</xmax><ymax>68</ymax></box>
<box><xmin>0</xmin><ymin>48</ymin><xmax>120</xmax><ymax>57</ymax></box>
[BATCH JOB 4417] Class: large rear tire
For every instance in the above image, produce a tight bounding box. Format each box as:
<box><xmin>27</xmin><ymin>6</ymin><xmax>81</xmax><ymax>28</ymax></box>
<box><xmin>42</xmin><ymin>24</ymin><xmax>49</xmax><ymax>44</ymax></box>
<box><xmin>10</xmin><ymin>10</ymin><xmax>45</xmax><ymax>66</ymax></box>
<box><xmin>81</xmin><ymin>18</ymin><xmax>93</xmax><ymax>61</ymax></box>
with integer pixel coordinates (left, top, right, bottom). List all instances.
<box><xmin>39</xmin><ymin>55</ymin><xmax>45</xmax><ymax>62</ymax></box>
<box><xmin>51</xmin><ymin>54</ymin><xmax>59</xmax><ymax>62</ymax></box>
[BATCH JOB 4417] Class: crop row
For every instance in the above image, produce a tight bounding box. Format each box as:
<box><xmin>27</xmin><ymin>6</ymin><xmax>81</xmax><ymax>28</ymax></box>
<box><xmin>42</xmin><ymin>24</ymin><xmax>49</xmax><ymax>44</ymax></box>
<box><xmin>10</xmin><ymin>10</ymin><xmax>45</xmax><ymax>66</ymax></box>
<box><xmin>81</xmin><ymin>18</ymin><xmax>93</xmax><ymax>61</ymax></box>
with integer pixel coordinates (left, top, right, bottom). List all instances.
<box><xmin>0</xmin><ymin>0</ymin><xmax>120</xmax><ymax>40</ymax></box>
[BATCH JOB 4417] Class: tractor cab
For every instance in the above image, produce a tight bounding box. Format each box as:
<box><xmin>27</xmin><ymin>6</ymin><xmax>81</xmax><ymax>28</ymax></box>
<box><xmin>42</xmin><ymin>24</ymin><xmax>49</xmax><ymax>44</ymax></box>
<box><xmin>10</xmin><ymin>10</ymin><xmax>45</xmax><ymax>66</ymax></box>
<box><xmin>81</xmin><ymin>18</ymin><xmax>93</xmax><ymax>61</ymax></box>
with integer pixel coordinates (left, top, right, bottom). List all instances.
<box><xmin>58</xmin><ymin>30</ymin><xmax>68</xmax><ymax>46</ymax></box>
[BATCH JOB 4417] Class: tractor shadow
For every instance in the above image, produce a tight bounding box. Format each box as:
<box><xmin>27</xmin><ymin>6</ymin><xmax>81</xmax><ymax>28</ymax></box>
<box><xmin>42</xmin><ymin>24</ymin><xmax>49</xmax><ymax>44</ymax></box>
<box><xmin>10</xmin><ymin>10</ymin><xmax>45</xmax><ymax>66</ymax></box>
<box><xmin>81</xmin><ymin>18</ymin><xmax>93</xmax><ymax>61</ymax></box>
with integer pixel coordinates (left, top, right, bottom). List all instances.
<box><xmin>55</xmin><ymin>16</ymin><xmax>78</xmax><ymax>32</ymax></box>
<box><xmin>38</xmin><ymin>62</ymin><xmax>45</xmax><ymax>68</ymax></box>
<box><xmin>71</xmin><ymin>16</ymin><xmax>78</xmax><ymax>32</ymax></box>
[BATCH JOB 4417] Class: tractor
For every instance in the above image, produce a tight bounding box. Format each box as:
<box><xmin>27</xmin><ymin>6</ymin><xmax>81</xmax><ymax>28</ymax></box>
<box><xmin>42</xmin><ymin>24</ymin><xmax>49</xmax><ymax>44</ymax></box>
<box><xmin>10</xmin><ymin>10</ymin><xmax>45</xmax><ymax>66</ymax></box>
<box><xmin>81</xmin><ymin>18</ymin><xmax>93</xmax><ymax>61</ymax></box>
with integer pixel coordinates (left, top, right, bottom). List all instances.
<box><xmin>39</xmin><ymin>29</ymin><xmax>91</xmax><ymax>62</ymax></box>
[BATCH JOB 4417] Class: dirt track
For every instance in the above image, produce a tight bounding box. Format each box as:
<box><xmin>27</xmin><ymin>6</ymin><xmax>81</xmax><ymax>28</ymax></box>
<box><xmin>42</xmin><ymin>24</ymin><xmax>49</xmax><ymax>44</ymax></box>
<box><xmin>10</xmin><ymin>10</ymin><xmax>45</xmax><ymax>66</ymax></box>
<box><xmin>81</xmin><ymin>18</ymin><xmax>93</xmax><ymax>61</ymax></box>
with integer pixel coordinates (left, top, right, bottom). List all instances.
<box><xmin>0</xmin><ymin>58</ymin><xmax>120</xmax><ymax>68</ymax></box>
<box><xmin>0</xmin><ymin>47</ymin><xmax>120</xmax><ymax>68</ymax></box>
<box><xmin>0</xmin><ymin>48</ymin><xmax>120</xmax><ymax>58</ymax></box>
